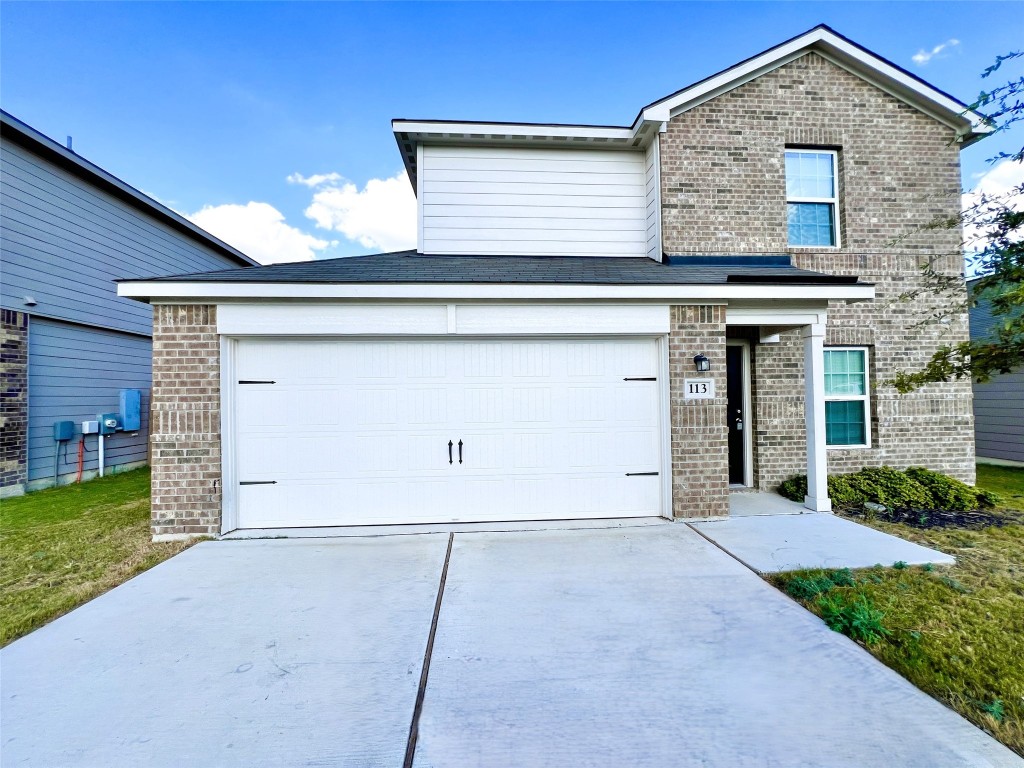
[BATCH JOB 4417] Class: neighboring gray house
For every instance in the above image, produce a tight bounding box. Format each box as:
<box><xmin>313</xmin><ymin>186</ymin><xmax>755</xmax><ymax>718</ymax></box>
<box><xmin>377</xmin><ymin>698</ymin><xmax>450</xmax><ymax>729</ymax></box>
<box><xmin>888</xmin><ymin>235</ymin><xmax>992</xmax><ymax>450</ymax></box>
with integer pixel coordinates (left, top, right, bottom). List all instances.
<box><xmin>969</xmin><ymin>278</ymin><xmax>1024</xmax><ymax>466</ymax></box>
<box><xmin>0</xmin><ymin>110</ymin><xmax>256</xmax><ymax>496</ymax></box>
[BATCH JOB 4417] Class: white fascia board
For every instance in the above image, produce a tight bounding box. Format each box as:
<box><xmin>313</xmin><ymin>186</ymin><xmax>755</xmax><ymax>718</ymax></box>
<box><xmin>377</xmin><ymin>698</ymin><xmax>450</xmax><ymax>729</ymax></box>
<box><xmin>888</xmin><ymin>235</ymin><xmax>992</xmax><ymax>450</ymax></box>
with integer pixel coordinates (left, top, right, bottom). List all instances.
<box><xmin>118</xmin><ymin>281</ymin><xmax>875</xmax><ymax>303</ymax></box>
<box><xmin>638</xmin><ymin>28</ymin><xmax>990</xmax><ymax>139</ymax></box>
<box><xmin>392</xmin><ymin>120</ymin><xmax>634</xmax><ymax>142</ymax></box>
<box><xmin>726</xmin><ymin>304</ymin><xmax>829</xmax><ymax>327</ymax></box>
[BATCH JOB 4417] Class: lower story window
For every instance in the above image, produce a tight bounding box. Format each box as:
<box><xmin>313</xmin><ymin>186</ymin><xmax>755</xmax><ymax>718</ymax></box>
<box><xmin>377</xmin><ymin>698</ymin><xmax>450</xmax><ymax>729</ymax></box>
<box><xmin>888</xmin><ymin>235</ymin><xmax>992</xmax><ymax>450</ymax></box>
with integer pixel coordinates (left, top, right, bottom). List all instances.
<box><xmin>824</xmin><ymin>347</ymin><xmax>870</xmax><ymax>447</ymax></box>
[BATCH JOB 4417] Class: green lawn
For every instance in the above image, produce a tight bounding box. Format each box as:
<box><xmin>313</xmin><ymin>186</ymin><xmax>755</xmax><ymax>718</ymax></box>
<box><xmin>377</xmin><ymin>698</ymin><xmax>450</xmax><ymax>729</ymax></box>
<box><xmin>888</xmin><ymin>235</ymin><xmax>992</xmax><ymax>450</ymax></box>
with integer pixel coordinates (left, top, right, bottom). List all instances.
<box><xmin>0</xmin><ymin>468</ymin><xmax>194</xmax><ymax>647</ymax></box>
<box><xmin>770</xmin><ymin>463</ymin><xmax>1024</xmax><ymax>757</ymax></box>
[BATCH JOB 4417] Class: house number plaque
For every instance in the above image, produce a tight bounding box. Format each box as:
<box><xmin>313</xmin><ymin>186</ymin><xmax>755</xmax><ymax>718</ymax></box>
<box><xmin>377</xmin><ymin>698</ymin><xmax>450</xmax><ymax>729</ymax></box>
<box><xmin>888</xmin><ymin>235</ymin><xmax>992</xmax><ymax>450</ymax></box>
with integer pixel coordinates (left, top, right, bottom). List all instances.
<box><xmin>683</xmin><ymin>378</ymin><xmax>715</xmax><ymax>400</ymax></box>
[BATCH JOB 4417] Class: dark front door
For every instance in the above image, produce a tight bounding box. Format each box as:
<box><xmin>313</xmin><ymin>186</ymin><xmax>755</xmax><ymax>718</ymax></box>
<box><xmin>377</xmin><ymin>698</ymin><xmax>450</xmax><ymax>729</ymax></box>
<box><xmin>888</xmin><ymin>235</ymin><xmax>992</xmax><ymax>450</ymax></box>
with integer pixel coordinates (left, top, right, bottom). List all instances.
<box><xmin>726</xmin><ymin>345</ymin><xmax>746</xmax><ymax>485</ymax></box>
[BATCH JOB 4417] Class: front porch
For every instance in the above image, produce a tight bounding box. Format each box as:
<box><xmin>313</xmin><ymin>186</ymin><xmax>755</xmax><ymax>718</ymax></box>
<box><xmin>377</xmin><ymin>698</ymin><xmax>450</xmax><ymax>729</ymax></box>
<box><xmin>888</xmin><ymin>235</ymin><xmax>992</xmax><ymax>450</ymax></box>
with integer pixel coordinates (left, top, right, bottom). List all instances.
<box><xmin>724</xmin><ymin>306</ymin><xmax>838</xmax><ymax>514</ymax></box>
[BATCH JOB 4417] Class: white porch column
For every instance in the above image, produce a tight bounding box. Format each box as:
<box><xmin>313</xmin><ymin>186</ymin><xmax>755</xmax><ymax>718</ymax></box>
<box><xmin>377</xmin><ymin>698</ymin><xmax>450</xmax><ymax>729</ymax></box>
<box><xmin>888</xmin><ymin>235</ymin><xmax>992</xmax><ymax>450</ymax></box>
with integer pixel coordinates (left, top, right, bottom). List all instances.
<box><xmin>803</xmin><ymin>323</ymin><xmax>832</xmax><ymax>512</ymax></box>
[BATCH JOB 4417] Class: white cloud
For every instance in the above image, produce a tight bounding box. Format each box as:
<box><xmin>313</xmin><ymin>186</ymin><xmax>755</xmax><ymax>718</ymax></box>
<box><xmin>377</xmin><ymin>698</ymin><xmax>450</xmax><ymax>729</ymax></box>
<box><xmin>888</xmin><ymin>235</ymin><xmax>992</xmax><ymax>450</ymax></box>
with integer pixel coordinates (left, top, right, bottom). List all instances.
<box><xmin>286</xmin><ymin>172</ymin><xmax>344</xmax><ymax>188</ymax></box>
<box><xmin>188</xmin><ymin>201</ymin><xmax>335</xmax><ymax>264</ymax></box>
<box><xmin>302</xmin><ymin>170</ymin><xmax>416</xmax><ymax>252</ymax></box>
<box><xmin>962</xmin><ymin>159</ymin><xmax>1024</xmax><ymax>253</ymax></box>
<box><xmin>912</xmin><ymin>38</ymin><xmax>960</xmax><ymax>66</ymax></box>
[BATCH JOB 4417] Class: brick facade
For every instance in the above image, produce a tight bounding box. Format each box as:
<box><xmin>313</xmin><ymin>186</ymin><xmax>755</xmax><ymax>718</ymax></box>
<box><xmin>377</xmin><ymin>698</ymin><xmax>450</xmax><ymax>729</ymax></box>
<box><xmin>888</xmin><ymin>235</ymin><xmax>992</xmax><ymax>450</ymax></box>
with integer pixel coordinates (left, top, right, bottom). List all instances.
<box><xmin>668</xmin><ymin>305</ymin><xmax>729</xmax><ymax>518</ymax></box>
<box><xmin>1</xmin><ymin>310</ymin><xmax>29</xmax><ymax>496</ymax></box>
<box><xmin>660</xmin><ymin>52</ymin><xmax>975</xmax><ymax>490</ymax></box>
<box><xmin>150</xmin><ymin>305</ymin><xmax>222</xmax><ymax>539</ymax></box>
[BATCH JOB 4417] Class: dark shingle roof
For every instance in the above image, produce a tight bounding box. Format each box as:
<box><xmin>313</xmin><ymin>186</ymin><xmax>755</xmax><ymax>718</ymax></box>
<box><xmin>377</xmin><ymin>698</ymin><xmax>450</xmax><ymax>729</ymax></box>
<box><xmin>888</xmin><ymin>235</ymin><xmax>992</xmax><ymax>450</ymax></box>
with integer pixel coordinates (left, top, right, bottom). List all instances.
<box><xmin>125</xmin><ymin>251</ymin><xmax>862</xmax><ymax>286</ymax></box>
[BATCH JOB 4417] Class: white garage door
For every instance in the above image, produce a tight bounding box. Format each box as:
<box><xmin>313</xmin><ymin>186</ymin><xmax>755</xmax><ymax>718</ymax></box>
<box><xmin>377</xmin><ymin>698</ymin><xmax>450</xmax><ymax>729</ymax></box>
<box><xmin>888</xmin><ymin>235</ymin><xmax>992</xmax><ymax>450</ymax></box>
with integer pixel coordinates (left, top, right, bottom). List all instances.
<box><xmin>233</xmin><ymin>338</ymin><xmax>662</xmax><ymax>528</ymax></box>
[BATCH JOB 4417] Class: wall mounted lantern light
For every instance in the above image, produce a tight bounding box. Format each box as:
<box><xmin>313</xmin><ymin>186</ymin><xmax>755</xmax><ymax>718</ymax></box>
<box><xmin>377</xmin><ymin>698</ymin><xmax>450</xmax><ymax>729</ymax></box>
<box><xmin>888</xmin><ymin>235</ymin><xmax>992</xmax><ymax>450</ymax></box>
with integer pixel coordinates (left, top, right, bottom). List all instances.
<box><xmin>693</xmin><ymin>354</ymin><xmax>710</xmax><ymax>372</ymax></box>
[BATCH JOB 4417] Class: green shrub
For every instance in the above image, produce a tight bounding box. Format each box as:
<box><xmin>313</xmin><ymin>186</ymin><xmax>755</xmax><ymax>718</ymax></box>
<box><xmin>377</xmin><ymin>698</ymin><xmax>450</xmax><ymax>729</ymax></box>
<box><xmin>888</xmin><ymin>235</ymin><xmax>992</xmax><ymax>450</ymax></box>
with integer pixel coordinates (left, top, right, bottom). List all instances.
<box><xmin>845</xmin><ymin>467</ymin><xmax>932</xmax><ymax>509</ymax></box>
<box><xmin>817</xmin><ymin>593</ymin><xmax>890</xmax><ymax>644</ymax></box>
<box><xmin>778</xmin><ymin>475</ymin><xmax>807</xmax><ymax>502</ymax></box>
<box><xmin>777</xmin><ymin>474</ymin><xmax>867</xmax><ymax>506</ymax></box>
<box><xmin>827</xmin><ymin>475</ymin><xmax>867</xmax><ymax>507</ymax></box>
<box><xmin>976</xmin><ymin>489</ymin><xmax>1000</xmax><ymax>508</ymax></box>
<box><xmin>904</xmin><ymin>466</ymin><xmax>991</xmax><ymax>511</ymax></box>
<box><xmin>777</xmin><ymin>466</ymin><xmax>992</xmax><ymax>511</ymax></box>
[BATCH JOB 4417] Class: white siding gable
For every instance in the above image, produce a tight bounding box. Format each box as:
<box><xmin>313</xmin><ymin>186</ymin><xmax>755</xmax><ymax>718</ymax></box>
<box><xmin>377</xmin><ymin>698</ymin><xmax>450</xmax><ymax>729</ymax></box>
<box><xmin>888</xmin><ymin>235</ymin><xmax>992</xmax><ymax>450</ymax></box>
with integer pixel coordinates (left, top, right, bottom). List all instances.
<box><xmin>420</xmin><ymin>145</ymin><xmax>649</xmax><ymax>258</ymax></box>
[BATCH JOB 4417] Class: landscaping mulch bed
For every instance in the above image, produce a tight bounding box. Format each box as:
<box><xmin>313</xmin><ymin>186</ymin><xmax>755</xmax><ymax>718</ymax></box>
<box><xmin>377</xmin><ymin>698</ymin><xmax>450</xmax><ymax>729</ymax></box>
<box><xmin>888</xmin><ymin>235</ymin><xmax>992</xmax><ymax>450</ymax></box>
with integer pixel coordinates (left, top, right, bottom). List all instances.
<box><xmin>837</xmin><ymin>506</ymin><xmax>1024</xmax><ymax>530</ymax></box>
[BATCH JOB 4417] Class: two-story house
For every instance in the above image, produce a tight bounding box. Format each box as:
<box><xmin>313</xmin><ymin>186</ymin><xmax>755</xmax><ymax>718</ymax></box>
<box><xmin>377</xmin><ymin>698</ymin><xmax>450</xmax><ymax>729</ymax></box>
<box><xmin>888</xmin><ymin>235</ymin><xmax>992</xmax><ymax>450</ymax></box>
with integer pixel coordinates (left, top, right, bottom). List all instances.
<box><xmin>118</xmin><ymin>26</ymin><xmax>988</xmax><ymax>540</ymax></box>
<box><xmin>1</xmin><ymin>110</ymin><xmax>256</xmax><ymax>496</ymax></box>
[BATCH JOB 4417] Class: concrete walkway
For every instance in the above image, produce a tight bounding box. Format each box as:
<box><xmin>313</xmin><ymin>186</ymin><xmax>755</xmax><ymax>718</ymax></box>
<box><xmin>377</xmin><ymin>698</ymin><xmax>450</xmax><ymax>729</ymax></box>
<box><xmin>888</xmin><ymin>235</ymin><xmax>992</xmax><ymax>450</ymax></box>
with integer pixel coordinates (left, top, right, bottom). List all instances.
<box><xmin>729</xmin><ymin>490</ymin><xmax>808</xmax><ymax>517</ymax></box>
<box><xmin>2</xmin><ymin>525</ymin><xmax>1016</xmax><ymax>767</ymax></box>
<box><xmin>692</xmin><ymin>512</ymin><xmax>957</xmax><ymax>573</ymax></box>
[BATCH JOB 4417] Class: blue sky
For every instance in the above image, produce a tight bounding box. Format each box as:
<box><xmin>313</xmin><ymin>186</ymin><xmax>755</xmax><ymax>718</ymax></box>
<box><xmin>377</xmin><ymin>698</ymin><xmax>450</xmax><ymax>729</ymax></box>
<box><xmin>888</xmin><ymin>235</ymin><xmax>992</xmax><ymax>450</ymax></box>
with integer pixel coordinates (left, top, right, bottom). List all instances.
<box><xmin>3</xmin><ymin>2</ymin><xmax>1021</xmax><ymax>263</ymax></box>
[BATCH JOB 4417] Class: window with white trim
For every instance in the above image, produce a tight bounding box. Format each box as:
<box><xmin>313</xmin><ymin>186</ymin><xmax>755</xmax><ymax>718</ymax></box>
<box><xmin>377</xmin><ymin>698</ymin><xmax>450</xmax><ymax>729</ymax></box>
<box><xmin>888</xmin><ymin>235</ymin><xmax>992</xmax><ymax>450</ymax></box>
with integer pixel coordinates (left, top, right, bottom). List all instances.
<box><xmin>824</xmin><ymin>347</ymin><xmax>870</xmax><ymax>447</ymax></box>
<box><xmin>786</xmin><ymin>149</ymin><xmax>839</xmax><ymax>247</ymax></box>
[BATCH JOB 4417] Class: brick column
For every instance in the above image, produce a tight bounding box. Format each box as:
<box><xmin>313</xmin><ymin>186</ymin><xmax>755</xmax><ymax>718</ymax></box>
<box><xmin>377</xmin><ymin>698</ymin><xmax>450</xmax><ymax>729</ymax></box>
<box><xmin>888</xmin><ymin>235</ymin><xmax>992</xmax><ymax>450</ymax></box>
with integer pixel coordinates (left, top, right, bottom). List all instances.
<box><xmin>0</xmin><ymin>310</ymin><xmax>29</xmax><ymax>497</ymax></box>
<box><xmin>151</xmin><ymin>305</ymin><xmax>222</xmax><ymax>540</ymax></box>
<box><xmin>668</xmin><ymin>305</ymin><xmax>729</xmax><ymax>518</ymax></box>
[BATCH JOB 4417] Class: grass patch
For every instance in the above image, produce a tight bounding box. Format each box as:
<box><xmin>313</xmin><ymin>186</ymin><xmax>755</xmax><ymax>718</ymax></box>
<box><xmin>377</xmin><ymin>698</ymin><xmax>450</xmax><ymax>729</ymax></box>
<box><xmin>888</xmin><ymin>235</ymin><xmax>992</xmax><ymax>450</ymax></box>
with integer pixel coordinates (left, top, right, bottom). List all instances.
<box><xmin>769</xmin><ymin>464</ymin><xmax>1024</xmax><ymax>757</ymax></box>
<box><xmin>977</xmin><ymin>464</ymin><xmax>1024</xmax><ymax>511</ymax></box>
<box><xmin>0</xmin><ymin>468</ymin><xmax>195</xmax><ymax>646</ymax></box>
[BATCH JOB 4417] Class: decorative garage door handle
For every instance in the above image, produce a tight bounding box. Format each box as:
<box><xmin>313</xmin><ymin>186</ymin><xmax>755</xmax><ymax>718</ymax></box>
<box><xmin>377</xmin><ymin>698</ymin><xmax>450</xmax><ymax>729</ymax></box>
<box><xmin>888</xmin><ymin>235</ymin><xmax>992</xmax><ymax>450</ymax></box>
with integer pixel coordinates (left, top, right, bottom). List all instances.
<box><xmin>623</xmin><ymin>377</ymin><xmax>657</xmax><ymax>381</ymax></box>
<box><xmin>448</xmin><ymin>440</ymin><xmax>453</xmax><ymax>465</ymax></box>
<box><xmin>625</xmin><ymin>472</ymin><xmax>659</xmax><ymax>477</ymax></box>
<box><xmin>458</xmin><ymin>440</ymin><xmax>464</xmax><ymax>464</ymax></box>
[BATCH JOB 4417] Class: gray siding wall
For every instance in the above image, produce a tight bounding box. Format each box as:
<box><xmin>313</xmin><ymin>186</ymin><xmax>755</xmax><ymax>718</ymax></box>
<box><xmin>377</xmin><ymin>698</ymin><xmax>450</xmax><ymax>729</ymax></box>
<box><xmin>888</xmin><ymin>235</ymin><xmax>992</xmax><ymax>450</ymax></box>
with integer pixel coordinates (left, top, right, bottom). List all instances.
<box><xmin>28</xmin><ymin>318</ymin><xmax>152</xmax><ymax>485</ymax></box>
<box><xmin>972</xmin><ymin>371</ymin><xmax>1024</xmax><ymax>463</ymax></box>
<box><xmin>1</xmin><ymin>135</ymin><xmax>245</xmax><ymax>487</ymax></box>
<box><xmin>969</xmin><ymin>288</ymin><xmax>1024</xmax><ymax>463</ymax></box>
<box><xmin>1</xmin><ymin>139</ymin><xmax>240</xmax><ymax>334</ymax></box>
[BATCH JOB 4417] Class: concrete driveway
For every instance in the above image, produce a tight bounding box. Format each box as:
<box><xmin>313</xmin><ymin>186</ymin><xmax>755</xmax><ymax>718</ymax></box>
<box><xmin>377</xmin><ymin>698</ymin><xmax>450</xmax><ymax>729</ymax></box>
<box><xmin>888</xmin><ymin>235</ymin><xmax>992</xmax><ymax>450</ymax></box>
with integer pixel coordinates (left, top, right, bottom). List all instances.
<box><xmin>2</xmin><ymin>525</ymin><xmax>1019</xmax><ymax>767</ymax></box>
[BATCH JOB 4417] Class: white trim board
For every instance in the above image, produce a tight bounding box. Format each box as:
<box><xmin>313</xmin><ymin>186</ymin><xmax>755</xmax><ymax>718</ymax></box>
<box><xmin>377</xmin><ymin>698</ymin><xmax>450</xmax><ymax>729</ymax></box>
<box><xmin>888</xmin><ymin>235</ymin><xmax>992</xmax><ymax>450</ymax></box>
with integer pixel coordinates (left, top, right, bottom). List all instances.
<box><xmin>216</xmin><ymin>303</ymin><xmax>672</xmax><ymax>336</ymax></box>
<box><xmin>219</xmin><ymin>336</ymin><xmax>238</xmax><ymax>535</ymax></box>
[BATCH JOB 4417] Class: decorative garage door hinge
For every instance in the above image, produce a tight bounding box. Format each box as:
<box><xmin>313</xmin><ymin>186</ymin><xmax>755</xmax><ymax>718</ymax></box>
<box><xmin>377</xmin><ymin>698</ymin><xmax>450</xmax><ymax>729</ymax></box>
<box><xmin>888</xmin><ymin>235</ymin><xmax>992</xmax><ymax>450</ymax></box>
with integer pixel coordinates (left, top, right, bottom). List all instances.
<box><xmin>239</xmin><ymin>480</ymin><xmax>278</xmax><ymax>485</ymax></box>
<box><xmin>625</xmin><ymin>472</ymin><xmax>659</xmax><ymax>476</ymax></box>
<box><xmin>238</xmin><ymin>380</ymin><xmax>276</xmax><ymax>384</ymax></box>
<box><xmin>623</xmin><ymin>377</ymin><xmax>656</xmax><ymax>381</ymax></box>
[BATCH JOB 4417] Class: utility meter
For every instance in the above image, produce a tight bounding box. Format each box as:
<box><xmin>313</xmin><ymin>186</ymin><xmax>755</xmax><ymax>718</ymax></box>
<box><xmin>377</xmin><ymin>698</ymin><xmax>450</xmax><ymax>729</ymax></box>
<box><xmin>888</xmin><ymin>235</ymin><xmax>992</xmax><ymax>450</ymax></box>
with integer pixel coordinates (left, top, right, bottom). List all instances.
<box><xmin>98</xmin><ymin>413</ymin><xmax>121</xmax><ymax>435</ymax></box>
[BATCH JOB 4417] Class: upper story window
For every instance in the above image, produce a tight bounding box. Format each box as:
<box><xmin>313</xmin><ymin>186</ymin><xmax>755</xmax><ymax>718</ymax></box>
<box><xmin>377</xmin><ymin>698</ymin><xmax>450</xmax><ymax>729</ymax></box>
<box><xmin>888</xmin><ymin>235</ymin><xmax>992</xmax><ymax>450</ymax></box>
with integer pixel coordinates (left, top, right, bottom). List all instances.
<box><xmin>786</xmin><ymin>150</ymin><xmax>839</xmax><ymax>248</ymax></box>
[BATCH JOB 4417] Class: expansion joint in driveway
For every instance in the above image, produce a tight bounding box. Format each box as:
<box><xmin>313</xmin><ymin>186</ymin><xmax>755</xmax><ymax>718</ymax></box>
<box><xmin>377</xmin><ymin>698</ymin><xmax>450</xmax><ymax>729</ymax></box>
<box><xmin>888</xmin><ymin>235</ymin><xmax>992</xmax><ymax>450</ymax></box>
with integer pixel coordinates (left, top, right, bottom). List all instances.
<box><xmin>404</xmin><ymin>532</ymin><xmax>454</xmax><ymax>768</ymax></box>
<box><xmin>684</xmin><ymin>522</ymin><xmax>761</xmax><ymax>575</ymax></box>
